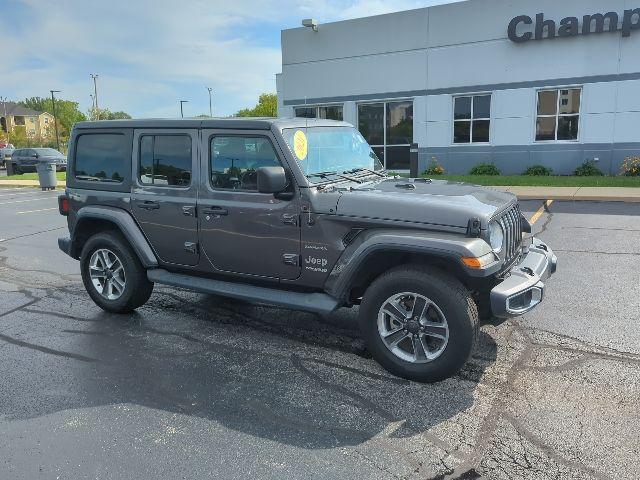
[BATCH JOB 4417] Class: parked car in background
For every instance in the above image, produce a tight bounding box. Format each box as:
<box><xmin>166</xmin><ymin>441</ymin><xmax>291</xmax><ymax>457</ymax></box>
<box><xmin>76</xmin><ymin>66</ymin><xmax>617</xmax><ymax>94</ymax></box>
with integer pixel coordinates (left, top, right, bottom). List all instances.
<box><xmin>10</xmin><ymin>148</ymin><xmax>67</xmax><ymax>174</ymax></box>
<box><xmin>0</xmin><ymin>145</ymin><xmax>16</xmax><ymax>168</ymax></box>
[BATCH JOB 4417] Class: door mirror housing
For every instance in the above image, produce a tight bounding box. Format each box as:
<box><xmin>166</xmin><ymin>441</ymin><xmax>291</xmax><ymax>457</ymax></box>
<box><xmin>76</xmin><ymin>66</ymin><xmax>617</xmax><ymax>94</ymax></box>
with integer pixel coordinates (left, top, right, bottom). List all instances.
<box><xmin>257</xmin><ymin>166</ymin><xmax>288</xmax><ymax>194</ymax></box>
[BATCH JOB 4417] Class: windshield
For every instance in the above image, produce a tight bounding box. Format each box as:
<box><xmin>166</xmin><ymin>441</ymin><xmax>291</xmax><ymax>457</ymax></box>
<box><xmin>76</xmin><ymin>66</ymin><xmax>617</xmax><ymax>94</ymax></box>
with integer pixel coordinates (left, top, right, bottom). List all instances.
<box><xmin>282</xmin><ymin>126</ymin><xmax>383</xmax><ymax>181</ymax></box>
<box><xmin>35</xmin><ymin>148</ymin><xmax>63</xmax><ymax>156</ymax></box>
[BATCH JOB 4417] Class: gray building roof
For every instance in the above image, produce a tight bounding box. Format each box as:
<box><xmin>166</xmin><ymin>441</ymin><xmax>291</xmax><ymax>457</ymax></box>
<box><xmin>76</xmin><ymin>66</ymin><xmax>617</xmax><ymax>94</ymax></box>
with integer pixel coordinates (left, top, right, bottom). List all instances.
<box><xmin>1</xmin><ymin>102</ymin><xmax>44</xmax><ymax>117</ymax></box>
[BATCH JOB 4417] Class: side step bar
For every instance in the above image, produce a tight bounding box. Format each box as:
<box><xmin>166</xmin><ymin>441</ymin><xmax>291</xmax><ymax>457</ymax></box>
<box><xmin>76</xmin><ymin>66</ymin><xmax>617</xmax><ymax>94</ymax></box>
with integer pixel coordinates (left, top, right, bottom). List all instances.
<box><xmin>147</xmin><ymin>269</ymin><xmax>339</xmax><ymax>315</ymax></box>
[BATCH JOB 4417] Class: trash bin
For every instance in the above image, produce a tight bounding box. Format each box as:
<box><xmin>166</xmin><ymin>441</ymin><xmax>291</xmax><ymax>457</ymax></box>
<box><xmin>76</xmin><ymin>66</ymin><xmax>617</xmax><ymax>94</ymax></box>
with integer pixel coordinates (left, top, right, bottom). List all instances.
<box><xmin>36</xmin><ymin>159</ymin><xmax>58</xmax><ymax>191</ymax></box>
<box><xmin>5</xmin><ymin>159</ymin><xmax>14</xmax><ymax>176</ymax></box>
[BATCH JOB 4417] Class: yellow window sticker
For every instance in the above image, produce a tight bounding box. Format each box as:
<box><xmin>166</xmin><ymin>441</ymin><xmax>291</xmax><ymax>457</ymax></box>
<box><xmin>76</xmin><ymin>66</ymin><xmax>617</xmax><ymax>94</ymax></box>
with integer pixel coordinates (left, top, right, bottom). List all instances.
<box><xmin>293</xmin><ymin>130</ymin><xmax>308</xmax><ymax>160</ymax></box>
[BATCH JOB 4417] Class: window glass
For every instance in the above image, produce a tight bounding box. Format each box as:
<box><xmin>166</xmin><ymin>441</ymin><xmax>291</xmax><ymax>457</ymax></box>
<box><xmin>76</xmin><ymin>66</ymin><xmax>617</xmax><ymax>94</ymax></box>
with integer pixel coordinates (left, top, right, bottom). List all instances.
<box><xmin>358</xmin><ymin>103</ymin><xmax>384</xmax><ymax>146</ymax></box>
<box><xmin>454</xmin><ymin>121</ymin><xmax>471</xmax><ymax>144</ymax></box>
<box><xmin>386</xmin><ymin>101</ymin><xmax>413</xmax><ymax>145</ymax></box>
<box><xmin>385</xmin><ymin>146</ymin><xmax>410</xmax><ymax>171</ymax></box>
<box><xmin>294</xmin><ymin>107</ymin><xmax>316</xmax><ymax>118</ymax></box>
<box><xmin>557</xmin><ymin>116</ymin><xmax>580</xmax><ymax>140</ymax></box>
<box><xmin>536</xmin><ymin>117</ymin><xmax>557</xmax><ymax>141</ymax></box>
<box><xmin>75</xmin><ymin>133</ymin><xmax>127</xmax><ymax>183</ymax></box>
<box><xmin>537</xmin><ymin>91</ymin><xmax>558</xmax><ymax>115</ymax></box>
<box><xmin>210</xmin><ymin>136</ymin><xmax>280</xmax><ymax>190</ymax></box>
<box><xmin>473</xmin><ymin>96</ymin><xmax>491</xmax><ymax>119</ymax></box>
<box><xmin>139</xmin><ymin>135</ymin><xmax>191</xmax><ymax>186</ymax></box>
<box><xmin>318</xmin><ymin>105</ymin><xmax>343</xmax><ymax>121</ymax></box>
<box><xmin>558</xmin><ymin>89</ymin><xmax>581</xmax><ymax>114</ymax></box>
<box><xmin>472</xmin><ymin>120</ymin><xmax>490</xmax><ymax>143</ymax></box>
<box><xmin>454</xmin><ymin>97</ymin><xmax>472</xmax><ymax>120</ymax></box>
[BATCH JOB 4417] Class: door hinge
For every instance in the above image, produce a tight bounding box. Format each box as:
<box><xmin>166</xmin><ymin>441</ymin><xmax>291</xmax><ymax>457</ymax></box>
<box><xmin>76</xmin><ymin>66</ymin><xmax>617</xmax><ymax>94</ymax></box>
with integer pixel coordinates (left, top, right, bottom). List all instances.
<box><xmin>282</xmin><ymin>253</ymin><xmax>300</xmax><ymax>266</ymax></box>
<box><xmin>184</xmin><ymin>242</ymin><xmax>198</xmax><ymax>254</ymax></box>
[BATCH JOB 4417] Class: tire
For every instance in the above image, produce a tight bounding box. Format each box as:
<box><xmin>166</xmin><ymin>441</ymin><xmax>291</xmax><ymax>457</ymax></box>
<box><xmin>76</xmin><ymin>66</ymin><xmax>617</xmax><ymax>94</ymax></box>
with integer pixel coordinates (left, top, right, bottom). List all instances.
<box><xmin>80</xmin><ymin>231</ymin><xmax>154</xmax><ymax>313</ymax></box>
<box><xmin>12</xmin><ymin>164</ymin><xmax>22</xmax><ymax>175</ymax></box>
<box><xmin>359</xmin><ymin>265</ymin><xmax>478</xmax><ymax>383</ymax></box>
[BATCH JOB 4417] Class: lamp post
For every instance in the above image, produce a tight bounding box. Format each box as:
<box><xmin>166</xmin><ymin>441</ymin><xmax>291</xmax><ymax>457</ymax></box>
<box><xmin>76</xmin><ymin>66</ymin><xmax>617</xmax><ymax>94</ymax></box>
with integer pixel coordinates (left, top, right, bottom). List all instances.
<box><xmin>180</xmin><ymin>100</ymin><xmax>188</xmax><ymax>118</ymax></box>
<box><xmin>90</xmin><ymin>74</ymin><xmax>99</xmax><ymax>119</ymax></box>
<box><xmin>1</xmin><ymin>96</ymin><xmax>9</xmax><ymax>143</ymax></box>
<box><xmin>206</xmin><ymin>87</ymin><xmax>213</xmax><ymax>117</ymax></box>
<box><xmin>50</xmin><ymin>90</ymin><xmax>61</xmax><ymax>151</ymax></box>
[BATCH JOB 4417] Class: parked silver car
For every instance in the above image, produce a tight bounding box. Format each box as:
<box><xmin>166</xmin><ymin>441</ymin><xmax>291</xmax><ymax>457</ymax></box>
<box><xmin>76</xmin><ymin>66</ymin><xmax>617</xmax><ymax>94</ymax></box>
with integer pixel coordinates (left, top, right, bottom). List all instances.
<box><xmin>10</xmin><ymin>148</ymin><xmax>67</xmax><ymax>174</ymax></box>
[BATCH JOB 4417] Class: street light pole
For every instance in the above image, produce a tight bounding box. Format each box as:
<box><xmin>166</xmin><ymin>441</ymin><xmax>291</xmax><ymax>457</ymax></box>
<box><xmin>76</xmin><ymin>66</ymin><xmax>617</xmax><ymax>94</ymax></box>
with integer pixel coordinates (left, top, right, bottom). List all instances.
<box><xmin>90</xmin><ymin>74</ymin><xmax>99</xmax><ymax>119</ymax></box>
<box><xmin>1</xmin><ymin>97</ymin><xmax>9</xmax><ymax>143</ymax></box>
<box><xmin>180</xmin><ymin>100</ymin><xmax>188</xmax><ymax>118</ymax></box>
<box><xmin>206</xmin><ymin>87</ymin><xmax>213</xmax><ymax>117</ymax></box>
<box><xmin>90</xmin><ymin>94</ymin><xmax>95</xmax><ymax>120</ymax></box>
<box><xmin>50</xmin><ymin>90</ymin><xmax>61</xmax><ymax>151</ymax></box>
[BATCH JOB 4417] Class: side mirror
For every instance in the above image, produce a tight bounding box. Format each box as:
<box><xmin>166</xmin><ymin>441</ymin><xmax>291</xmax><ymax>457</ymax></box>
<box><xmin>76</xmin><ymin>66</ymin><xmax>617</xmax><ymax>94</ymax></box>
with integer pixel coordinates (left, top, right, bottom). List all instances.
<box><xmin>257</xmin><ymin>166</ymin><xmax>288</xmax><ymax>194</ymax></box>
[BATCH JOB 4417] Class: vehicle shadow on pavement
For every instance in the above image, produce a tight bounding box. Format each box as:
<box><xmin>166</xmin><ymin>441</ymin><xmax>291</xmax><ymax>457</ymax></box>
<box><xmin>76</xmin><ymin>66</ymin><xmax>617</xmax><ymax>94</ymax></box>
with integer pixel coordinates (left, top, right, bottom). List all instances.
<box><xmin>6</xmin><ymin>287</ymin><xmax>498</xmax><ymax>450</ymax></box>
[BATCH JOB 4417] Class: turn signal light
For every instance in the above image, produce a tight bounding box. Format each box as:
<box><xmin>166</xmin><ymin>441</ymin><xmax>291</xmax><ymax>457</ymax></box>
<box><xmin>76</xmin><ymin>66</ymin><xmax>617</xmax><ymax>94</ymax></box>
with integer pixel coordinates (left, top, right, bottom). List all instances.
<box><xmin>58</xmin><ymin>195</ymin><xmax>70</xmax><ymax>216</ymax></box>
<box><xmin>461</xmin><ymin>253</ymin><xmax>496</xmax><ymax>269</ymax></box>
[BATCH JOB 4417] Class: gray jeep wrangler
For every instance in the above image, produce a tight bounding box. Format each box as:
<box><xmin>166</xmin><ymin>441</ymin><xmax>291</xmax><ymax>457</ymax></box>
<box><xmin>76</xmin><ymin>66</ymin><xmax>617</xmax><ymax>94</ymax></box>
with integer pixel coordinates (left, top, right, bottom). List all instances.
<box><xmin>58</xmin><ymin>118</ymin><xmax>556</xmax><ymax>382</ymax></box>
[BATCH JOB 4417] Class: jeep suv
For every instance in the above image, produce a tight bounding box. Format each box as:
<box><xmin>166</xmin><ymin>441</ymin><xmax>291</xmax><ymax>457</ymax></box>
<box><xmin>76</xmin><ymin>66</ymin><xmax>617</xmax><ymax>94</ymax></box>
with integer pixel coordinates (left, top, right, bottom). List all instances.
<box><xmin>58</xmin><ymin>118</ymin><xmax>556</xmax><ymax>382</ymax></box>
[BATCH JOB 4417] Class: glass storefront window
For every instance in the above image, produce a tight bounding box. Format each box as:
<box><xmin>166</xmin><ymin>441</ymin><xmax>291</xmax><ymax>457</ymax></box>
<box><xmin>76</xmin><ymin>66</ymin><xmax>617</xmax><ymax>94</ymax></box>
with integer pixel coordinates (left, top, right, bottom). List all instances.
<box><xmin>294</xmin><ymin>105</ymin><xmax>343</xmax><ymax>121</ymax></box>
<box><xmin>536</xmin><ymin>88</ymin><xmax>581</xmax><ymax>141</ymax></box>
<box><xmin>453</xmin><ymin>94</ymin><xmax>491</xmax><ymax>144</ymax></box>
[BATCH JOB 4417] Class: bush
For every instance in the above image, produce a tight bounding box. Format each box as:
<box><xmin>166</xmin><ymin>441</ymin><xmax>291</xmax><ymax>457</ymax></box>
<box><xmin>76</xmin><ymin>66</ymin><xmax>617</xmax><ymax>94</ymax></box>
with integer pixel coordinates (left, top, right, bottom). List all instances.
<box><xmin>523</xmin><ymin>165</ymin><xmax>553</xmax><ymax>176</ymax></box>
<box><xmin>469</xmin><ymin>163</ymin><xmax>501</xmax><ymax>176</ymax></box>
<box><xmin>574</xmin><ymin>160</ymin><xmax>603</xmax><ymax>176</ymax></box>
<box><xmin>423</xmin><ymin>157</ymin><xmax>445</xmax><ymax>176</ymax></box>
<box><xmin>620</xmin><ymin>156</ymin><xmax>640</xmax><ymax>177</ymax></box>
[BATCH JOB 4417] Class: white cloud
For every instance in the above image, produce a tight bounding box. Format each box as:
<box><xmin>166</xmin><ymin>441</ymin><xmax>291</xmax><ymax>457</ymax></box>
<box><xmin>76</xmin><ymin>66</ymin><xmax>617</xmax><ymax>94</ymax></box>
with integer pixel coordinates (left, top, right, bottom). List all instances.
<box><xmin>1</xmin><ymin>0</ymin><xmax>459</xmax><ymax>117</ymax></box>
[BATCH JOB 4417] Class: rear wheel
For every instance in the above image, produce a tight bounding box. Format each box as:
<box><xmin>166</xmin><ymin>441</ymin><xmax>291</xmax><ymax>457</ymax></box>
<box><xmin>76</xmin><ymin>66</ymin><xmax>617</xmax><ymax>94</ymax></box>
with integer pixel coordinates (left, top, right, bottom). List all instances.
<box><xmin>359</xmin><ymin>266</ymin><xmax>478</xmax><ymax>383</ymax></box>
<box><xmin>80</xmin><ymin>231</ymin><xmax>154</xmax><ymax>313</ymax></box>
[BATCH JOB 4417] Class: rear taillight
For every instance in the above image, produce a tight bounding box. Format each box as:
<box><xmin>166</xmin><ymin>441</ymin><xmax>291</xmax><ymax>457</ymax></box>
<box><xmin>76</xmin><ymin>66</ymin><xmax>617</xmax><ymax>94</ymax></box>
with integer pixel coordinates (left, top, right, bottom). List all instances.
<box><xmin>58</xmin><ymin>195</ymin><xmax>69</xmax><ymax>216</ymax></box>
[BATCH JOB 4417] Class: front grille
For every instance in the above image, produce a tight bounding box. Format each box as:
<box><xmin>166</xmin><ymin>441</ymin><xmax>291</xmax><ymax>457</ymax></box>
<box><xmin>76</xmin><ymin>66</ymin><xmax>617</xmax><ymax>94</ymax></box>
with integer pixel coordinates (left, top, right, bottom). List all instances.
<box><xmin>498</xmin><ymin>204</ymin><xmax>523</xmax><ymax>263</ymax></box>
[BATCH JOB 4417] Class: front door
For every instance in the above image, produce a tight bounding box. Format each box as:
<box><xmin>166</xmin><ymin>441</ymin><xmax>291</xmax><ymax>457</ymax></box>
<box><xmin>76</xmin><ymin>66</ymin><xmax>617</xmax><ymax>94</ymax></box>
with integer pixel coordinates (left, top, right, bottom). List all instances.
<box><xmin>130</xmin><ymin>129</ymin><xmax>199</xmax><ymax>266</ymax></box>
<box><xmin>198</xmin><ymin>130</ymin><xmax>301</xmax><ymax>280</ymax></box>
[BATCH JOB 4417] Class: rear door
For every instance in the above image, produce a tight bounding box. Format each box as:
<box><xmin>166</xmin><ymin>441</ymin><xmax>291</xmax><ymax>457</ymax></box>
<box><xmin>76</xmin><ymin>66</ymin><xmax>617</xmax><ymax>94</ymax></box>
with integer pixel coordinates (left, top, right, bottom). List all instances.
<box><xmin>130</xmin><ymin>129</ymin><xmax>200</xmax><ymax>266</ymax></box>
<box><xmin>198</xmin><ymin>129</ymin><xmax>301</xmax><ymax>280</ymax></box>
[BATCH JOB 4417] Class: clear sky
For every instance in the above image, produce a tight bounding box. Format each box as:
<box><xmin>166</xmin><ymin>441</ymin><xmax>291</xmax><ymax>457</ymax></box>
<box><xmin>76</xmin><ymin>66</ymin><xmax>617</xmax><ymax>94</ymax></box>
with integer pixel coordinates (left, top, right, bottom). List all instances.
<box><xmin>0</xmin><ymin>0</ymin><xmax>460</xmax><ymax>118</ymax></box>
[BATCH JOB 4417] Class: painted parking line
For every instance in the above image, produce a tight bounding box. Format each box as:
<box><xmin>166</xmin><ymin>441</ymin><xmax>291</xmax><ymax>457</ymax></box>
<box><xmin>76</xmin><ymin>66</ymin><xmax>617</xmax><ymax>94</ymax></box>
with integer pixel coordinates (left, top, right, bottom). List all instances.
<box><xmin>0</xmin><ymin>190</ymin><xmax>55</xmax><ymax>198</ymax></box>
<box><xmin>16</xmin><ymin>207</ymin><xmax>59</xmax><ymax>215</ymax></box>
<box><xmin>529</xmin><ymin>200</ymin><xmax>553</xmax><ymax>225</ymax></box>
<box><xmin>0</xmin><ymin>197</ymin><xmax>58</xmax><ymax>206</ymax></box>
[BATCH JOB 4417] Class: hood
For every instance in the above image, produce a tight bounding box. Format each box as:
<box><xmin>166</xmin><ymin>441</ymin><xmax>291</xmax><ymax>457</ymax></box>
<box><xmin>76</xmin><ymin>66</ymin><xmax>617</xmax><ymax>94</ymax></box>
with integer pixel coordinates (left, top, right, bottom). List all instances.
<box><xmin>334</xmin><ymin>178</ymin><xmax>515</xmax><ymax>229</ymax></box>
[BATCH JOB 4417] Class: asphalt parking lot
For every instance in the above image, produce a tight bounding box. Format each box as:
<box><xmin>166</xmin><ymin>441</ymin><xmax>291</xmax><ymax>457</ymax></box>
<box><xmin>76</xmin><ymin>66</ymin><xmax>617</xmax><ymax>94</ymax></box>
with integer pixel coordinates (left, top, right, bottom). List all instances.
<box><xmin>0</xmin><ymin>186</ymin><xmax>638</xmax><ymax>480</ymax></box>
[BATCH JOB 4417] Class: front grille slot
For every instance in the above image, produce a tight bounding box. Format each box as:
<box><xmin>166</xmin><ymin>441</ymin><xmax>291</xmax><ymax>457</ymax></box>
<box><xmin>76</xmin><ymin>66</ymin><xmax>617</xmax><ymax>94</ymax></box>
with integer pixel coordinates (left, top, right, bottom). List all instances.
<box><xmin>498</xmin><ymin>204</ymin><xmax>523</xmax><ymax>263</ymax></box>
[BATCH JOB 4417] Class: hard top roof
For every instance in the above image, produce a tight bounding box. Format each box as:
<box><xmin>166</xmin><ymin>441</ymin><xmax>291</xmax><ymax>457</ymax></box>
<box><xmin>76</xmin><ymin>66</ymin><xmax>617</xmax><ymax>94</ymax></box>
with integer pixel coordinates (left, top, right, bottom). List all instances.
<box><xmin>73</xmin><ymin>117</ymin><xmax>352</xmax><ymax>131</ymax></box>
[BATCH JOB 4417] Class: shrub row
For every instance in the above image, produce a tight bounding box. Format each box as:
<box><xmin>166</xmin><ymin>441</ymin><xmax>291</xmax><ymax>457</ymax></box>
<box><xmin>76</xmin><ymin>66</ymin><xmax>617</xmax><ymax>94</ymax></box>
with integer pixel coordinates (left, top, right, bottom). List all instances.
<box><xmin>422</xmin><ymin>157</ymin><xmax>640</xmax><ymax>177</ymax></box>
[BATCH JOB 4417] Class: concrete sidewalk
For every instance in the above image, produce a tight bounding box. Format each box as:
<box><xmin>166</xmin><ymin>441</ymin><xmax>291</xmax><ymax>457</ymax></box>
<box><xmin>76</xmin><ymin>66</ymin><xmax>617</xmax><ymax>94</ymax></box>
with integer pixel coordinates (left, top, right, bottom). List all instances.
<box><xmin>1</xmin><ymin>179</ymin><xmax>640</xmax><ymax>202</ymax></box>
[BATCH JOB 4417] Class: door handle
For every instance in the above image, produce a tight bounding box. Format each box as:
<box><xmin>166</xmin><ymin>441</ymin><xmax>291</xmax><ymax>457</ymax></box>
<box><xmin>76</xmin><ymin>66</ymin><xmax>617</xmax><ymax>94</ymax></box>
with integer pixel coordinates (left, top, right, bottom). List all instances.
<box><xmin>137</xmin><ymin>201</ymin><xmax>160</xmax><ymax>210</ymax></box>
<box><xmin>182</xmin><ymin>205</ymin><xmax>196</xmax><ymax>216</ymax></box>
<box><xmin>202</xmin><ymin>206</ymin><xmax>228</xmax><ymax>216</ymax></box>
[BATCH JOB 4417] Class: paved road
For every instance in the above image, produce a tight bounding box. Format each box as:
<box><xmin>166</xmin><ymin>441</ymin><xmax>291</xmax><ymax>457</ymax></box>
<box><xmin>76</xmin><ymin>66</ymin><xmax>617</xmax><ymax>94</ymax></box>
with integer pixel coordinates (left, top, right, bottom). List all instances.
<box><xmin>0</xmin><ymin>187</ymin><xmax>638</xmax><ymax>480</ymax></box>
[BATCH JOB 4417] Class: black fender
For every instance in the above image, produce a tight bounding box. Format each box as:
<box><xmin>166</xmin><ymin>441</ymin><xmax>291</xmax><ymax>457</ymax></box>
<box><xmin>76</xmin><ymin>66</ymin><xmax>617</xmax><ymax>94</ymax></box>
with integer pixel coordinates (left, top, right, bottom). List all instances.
<box><xmin>325</xmin><ymin>229</ymin><xmax>497</xmax><ymax>302</ymax></box>
<box><xmin>70</xmin><ymin>206</ymin><xmax>158</xmax><ymax>268</ymax></box>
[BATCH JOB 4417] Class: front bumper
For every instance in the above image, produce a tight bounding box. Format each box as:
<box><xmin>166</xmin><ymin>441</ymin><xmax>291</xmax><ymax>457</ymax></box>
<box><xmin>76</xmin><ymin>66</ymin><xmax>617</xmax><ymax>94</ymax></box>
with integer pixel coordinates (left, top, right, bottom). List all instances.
<box><xmin>490</xmin><ymin>237</ymin><xmax>557</xmax><ymax>318</ymax></box>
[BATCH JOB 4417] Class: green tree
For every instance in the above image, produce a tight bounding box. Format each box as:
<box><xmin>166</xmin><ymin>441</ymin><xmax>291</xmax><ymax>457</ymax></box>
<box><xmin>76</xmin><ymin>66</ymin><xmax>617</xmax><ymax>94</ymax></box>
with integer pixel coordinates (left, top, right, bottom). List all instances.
<box><xmin>19</xmin><ymin>96</ymin><xmax>86</xmax><ymax>143</ymax></box>
<box><xmin>90</xmin><ymin>108</ymin><xmax>132</xmax><ymax>120</ymax></box>
<box><xmin>235</xmin><ymin>93</ymin><xmax>277</xmax><ymax>118</ymax></box>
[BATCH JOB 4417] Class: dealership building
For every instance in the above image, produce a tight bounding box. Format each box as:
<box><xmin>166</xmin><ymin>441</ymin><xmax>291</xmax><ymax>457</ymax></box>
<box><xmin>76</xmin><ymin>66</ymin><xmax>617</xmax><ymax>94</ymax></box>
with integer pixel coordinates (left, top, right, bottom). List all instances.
<box><xmin>276</xmin><ymin>0</ymin><xmax>640</xmax><ymax>174</ymax></box>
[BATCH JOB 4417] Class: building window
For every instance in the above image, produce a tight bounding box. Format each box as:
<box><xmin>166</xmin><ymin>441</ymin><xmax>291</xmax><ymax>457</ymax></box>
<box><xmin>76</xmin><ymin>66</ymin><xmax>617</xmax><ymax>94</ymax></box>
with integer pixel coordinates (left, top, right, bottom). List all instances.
<box><xmin>14</xmin><ymin>116</ymin><xmax>25</xmax><ymax>126</ymax></box>
<box><xmin>44</xmin><ymin>117</ymin><xmax>49</xmax><ymax>124</ymax></box>
<box><xmin>453</xmin><ymin>95</ymin><xmax>491</xmax><ymax>144</ymax></box>
<box><xmin>139</xmin><ymin>135</ymin><xmax>192</xmax><ymax>187</ymax></box>
<box><xmin>358</xmin><ymin>100</ymin><xmax>413</xmax><ymax>170</ymax></box>
<box><xmin>536</xmin><ymin>88</ymin><xmax>581</xmax><ymax>141</ymax></box>
<box><xmin>294</xmin><ymin>105</ymin><xmax>343</xmax><ymax>121</ymax></box>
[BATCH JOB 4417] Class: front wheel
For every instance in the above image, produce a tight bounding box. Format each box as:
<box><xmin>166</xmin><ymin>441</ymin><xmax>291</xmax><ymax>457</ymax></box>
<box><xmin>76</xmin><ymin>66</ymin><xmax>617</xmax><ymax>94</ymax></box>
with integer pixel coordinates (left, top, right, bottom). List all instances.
<box><xmin>80</xmin><ymin>231</ymin><xmax>154</xmax><ymax>313</ymax></box>
<box><xmin>359</xmin><ymin>266</ymin><xmax>478</xmax><ymax>383</ymax></box>
<box><xmin>12</xmin><ymin>163</ymin><xmax>22</xmax><ymax>175</ymax></box>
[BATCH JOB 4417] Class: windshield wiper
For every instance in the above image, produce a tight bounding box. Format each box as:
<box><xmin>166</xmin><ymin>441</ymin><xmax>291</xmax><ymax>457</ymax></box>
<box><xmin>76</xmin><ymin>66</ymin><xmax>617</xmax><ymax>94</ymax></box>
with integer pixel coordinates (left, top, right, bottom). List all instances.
<box><xmin>343</xmin><ymin>167</ymin><xmax>387</xmax><ymax>177</ymax></box>
<box><xmin>306</xmin><ymin>171</ymin><xmax>363</xmax><ymax>184</ymax></box>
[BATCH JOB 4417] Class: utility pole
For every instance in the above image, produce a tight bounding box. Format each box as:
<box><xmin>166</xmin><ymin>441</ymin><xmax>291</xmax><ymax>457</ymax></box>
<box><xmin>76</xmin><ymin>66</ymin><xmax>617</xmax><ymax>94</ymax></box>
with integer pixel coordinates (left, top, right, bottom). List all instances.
<box><xmin>90</xmin><ymin>94</ymin><xmax>95</xmax><ymax>120</ymax></box>
<box><xmin>180</xmin><ymin>100</ymin><xmax>188</xmax><ymax>118</ymax></box>
<box><xmin>206</xmin><ymin>87</ymin><xmax>213</xmax><ymax>117</ymax></box>
<box><xmin>50</xmin><ymin>90</ymin><xmax>61</xmax><ymax>151</ymax></box>
<box><xmin>90</xmin><ymin>74</ymin><xmax>99</xmax><ymax>119</ymax></box>
<box><xmin>0</xmin><ymin>97</ymin><xmax>9</xmax><ymax>143</ymax></box>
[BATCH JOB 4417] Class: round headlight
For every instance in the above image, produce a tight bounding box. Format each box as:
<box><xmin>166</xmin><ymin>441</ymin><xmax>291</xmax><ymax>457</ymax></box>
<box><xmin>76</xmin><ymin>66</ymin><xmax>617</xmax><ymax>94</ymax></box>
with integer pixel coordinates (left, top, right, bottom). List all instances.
<box><xmin>489</xmin><ymin>221</ymin><xmax>504</xmax><ymax>253</ymax></box>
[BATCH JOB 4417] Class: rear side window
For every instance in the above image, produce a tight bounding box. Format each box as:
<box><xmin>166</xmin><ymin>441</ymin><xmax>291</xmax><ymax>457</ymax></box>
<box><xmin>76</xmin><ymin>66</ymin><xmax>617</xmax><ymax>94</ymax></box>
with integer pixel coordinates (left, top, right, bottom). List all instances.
<box><xmin>210</xmin><ymin>136</ymin><xmax>280</xmax><ymax>191</ymax></box>
<box><xmin>139</xmin><ymin>135</ymin><xmax>191</xmax><ymax>187</ymax></box>
<box><xmin>75</xmin><ymin>133</ymin><xmax>127</xmax><ymax>183</ymax></box>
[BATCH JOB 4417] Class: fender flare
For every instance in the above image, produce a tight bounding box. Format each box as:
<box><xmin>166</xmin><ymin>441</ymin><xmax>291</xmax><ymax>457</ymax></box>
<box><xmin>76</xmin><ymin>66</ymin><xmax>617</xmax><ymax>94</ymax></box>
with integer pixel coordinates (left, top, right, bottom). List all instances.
<box><xmin>325</xmin><ymin>229</ymin><xmax>495</xmax><ymax>301</ymax></box>
<box><xmin>72</xmin><ymin>206</ymin><xmax>158</xmax><ymax>268</ymax></box>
